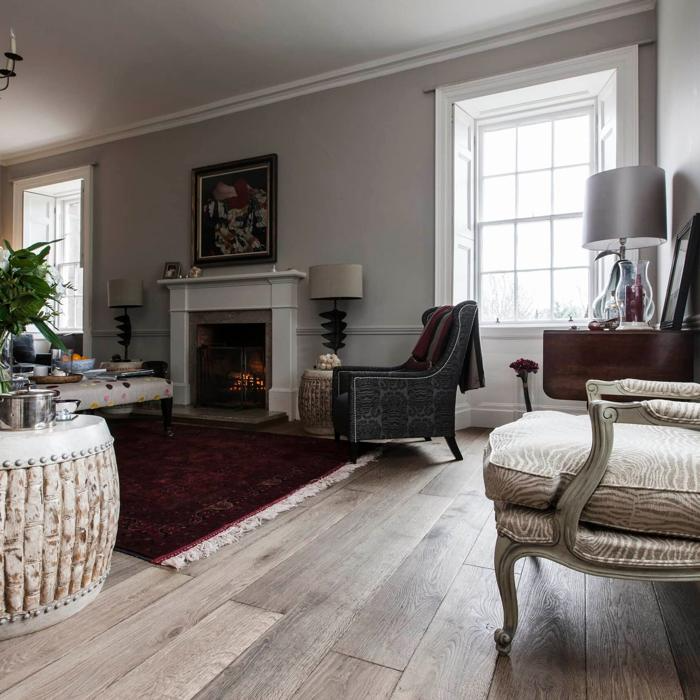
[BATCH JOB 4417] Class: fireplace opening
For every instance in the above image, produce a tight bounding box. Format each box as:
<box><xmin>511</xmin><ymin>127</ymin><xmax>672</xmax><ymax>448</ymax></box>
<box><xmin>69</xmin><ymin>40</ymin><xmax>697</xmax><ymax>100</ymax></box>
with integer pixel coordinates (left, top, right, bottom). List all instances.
<box><xmin>196</xmin><ymin>323</ymin><xmax>266</xmax><ymax>409</ymax></box>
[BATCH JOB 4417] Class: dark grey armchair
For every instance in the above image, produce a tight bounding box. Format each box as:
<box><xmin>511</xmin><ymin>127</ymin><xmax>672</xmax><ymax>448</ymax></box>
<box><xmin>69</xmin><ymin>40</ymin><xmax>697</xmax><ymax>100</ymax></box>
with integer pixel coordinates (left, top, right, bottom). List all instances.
<box><xmin>332</xmin><ymin>301</ymin><xmax>484</xmax><ymax>462</ymax></box>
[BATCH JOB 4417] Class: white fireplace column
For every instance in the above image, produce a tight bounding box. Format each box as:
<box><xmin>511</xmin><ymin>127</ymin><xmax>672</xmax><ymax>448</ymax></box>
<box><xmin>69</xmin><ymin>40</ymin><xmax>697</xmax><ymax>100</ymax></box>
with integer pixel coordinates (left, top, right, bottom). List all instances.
<box><xmin>157</xmin><ymin>270</ymin><xmax>306</xmax><ymax>419</ymax></box>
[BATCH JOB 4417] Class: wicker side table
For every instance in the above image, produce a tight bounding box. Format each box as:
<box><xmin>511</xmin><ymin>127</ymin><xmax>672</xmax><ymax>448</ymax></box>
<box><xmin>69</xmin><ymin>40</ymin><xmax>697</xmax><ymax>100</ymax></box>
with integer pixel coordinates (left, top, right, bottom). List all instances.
<box><xmin>0</xmin><ymin>415</ymin><xmax>119</xmax><ymax>639</ymax></box>
<box><xmin>298</xmin><ymin>369</ymin><xmax>334</xmax><ymax>435</ymax></box>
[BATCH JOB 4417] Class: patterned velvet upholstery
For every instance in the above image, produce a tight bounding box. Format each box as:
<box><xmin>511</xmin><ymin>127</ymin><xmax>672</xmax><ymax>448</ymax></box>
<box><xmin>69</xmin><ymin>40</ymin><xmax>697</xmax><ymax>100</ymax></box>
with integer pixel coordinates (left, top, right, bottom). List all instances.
<box><xmin>485</xmin><ymin>410</ymin><xmax>700</xmax><ymax>540</ymax></box>
<box><xmin>332</xmin><ymin>301</ymin><xmax>483</xmax><ymax>447</ymax></box>
<box><xmin>620</xmin><ymin>378</ymin><xmax>700</xmax><ymax>399</ymax></box>
<box><xmin>493</xmin><ymin>503</ymin><xmax>700</xmax><ymax>568</ymax></box>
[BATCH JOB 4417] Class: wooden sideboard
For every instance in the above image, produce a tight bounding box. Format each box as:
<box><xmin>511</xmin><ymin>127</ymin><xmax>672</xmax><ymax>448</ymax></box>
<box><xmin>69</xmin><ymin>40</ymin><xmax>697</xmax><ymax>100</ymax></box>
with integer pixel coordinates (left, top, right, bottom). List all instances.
<box><xmin>543</xmin><ymin>330</ymin><xmax>695</xmax><ymax>401</ymax></box>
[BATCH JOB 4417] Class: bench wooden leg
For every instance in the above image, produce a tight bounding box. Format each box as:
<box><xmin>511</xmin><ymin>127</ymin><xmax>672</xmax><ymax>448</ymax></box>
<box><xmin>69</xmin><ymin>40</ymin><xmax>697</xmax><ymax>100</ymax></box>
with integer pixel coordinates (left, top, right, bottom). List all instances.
<box><xmin>161</xmin><ymin>398</ymin><xmax>174</xmax><ymax>437</ymax></box>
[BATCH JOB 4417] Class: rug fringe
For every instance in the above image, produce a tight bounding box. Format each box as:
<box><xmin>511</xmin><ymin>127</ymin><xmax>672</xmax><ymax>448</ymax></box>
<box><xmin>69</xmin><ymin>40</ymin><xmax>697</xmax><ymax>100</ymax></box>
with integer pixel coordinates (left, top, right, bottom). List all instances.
<box><xmin>158</xmin><ymin>449</ymin><xmax>381</xmax><ymax>569</ymax></box>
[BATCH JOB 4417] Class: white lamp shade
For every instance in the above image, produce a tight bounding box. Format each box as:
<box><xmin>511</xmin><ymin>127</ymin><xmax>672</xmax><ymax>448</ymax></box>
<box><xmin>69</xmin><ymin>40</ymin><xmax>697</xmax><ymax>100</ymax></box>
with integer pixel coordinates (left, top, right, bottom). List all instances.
<box><xmin>582</xmin><ymin>165</ymin><xmax>667</xmax><ymax>251</ymax></box>
<box><xmin>108</xmin><ymin>278</ymin><xmax>143</xmax><ymax>308</ymax></box>
<box><xmin>309</xmin><ymin>264</ymin><xmax>363</xmax><ymax>300</ymax></box>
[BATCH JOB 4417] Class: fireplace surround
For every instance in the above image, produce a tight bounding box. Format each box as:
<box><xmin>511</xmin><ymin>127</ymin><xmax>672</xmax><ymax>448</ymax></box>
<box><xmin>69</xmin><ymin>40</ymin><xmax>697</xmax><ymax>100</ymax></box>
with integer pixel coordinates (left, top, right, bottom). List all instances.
<box><xmin>158</xmin><ymin>270</ymin><xmax>305</xmax><ymax>418</ymax></box>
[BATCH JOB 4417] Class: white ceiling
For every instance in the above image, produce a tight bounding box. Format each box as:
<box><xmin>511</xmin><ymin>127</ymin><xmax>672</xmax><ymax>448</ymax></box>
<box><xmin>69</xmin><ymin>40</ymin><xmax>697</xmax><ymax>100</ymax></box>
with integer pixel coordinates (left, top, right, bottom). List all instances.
<box><xmin>0</xmin><ymin>0</ymin><xmax>643</xmax><ymax>161</ymax></box>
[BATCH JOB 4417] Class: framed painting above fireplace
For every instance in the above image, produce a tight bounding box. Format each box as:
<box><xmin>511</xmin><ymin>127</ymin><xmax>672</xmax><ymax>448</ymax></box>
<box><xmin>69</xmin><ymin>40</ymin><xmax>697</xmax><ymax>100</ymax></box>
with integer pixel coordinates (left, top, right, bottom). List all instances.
<box><xmin>192</xmin><ymin>154</ymin><xmax>277</xmax><ymax>266</ymax></box>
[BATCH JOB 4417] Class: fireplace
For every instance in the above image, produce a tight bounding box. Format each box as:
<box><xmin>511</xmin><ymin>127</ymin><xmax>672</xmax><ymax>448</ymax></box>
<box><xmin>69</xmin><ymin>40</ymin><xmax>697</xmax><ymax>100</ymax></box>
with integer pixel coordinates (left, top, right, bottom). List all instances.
<box><xmin>196</xmin><ymin>323</ymin><xmax>268</xmax><ymax>409</ymax></box>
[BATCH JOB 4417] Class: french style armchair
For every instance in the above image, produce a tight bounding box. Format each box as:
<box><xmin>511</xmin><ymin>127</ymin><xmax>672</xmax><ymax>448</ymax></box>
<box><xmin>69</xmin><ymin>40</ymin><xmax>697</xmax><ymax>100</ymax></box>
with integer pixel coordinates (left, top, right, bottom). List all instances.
<box><xmin>483</xmin><ymin>378</ymin><xmax>700</xmax><ymax>654</ymax></box>
<box><xmin>332</xmin><ymin>301</ymin><xmax>484</xmax><ymax>462</ymax></box>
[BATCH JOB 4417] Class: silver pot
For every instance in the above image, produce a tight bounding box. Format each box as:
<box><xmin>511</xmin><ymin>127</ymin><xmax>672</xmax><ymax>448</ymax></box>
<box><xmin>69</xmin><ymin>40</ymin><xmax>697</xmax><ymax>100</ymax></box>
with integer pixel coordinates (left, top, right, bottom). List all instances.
<box><xmin>0</xmin><ymin>389</ymin><xmax>80</xmax><ymax>431</ymax></box>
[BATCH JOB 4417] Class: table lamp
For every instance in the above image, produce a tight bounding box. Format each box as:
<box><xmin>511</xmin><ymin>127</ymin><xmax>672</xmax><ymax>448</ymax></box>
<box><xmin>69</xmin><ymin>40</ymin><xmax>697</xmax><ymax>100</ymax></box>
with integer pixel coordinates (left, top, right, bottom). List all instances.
<box><xmin>309</xmin><ymin>264</ymin><xmax>363</xmax><ymax>354</ymax></box>
<box><xmin>582</xmin><ymin>165</ymin><xmax>667</xmax><ymax>322</ymax></box>
<box><xmin>108</xmin><ymin>279</ymin><xmax>143</xmax><ymax>361</ymax></box>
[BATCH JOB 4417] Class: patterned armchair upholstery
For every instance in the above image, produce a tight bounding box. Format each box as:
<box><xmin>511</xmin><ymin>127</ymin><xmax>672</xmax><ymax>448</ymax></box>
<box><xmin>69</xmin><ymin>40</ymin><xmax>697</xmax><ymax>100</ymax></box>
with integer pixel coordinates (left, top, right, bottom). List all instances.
<box><xmin>483</xmin><ymin>378</ymin><xmax>700</xmax><ymax>655</ymax></box>
<box><xmin>332</xmin><ymin>301</ymin><xmax>483</xmax><ymax>462</ymax></box>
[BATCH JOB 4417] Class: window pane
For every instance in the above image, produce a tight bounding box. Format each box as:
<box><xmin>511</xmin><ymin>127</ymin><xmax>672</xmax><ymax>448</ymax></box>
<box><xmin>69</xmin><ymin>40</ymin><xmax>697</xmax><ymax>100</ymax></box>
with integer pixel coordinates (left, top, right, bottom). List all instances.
<box><xmin>553</xmin><ymin>165</ymin><xmax>589</xmax><ymax>214</ymax></box>
<box><xmin>481</xmin><ymin>273</ymin><xmax>515</xmax><ymax>322</ymax></box>
<box><xmin>481</xmin><ymin>175</ymin><xmax>515</xmax><ymax>221</ymax></box>
<box><xmin>517</xmin><ymin>221</ymin><xmax>550</xmax><ymax>270</ymax></box>
<box><xmin>481</xmin><ymin>224</ymin><xmax>514</xmax><ymax>272</ymax></box>
<box><xmin>482</xmin><ymin>128</ymin><xmax>516</xmax><ymax>175</ymax></box>
<box><xmin>516</xmin><ymin>270</ymin><xmax>551</xmax><ymax>320</ymax></box>
<box><xmin>517</xmin><ymin>170</ymin><xmax>551</xmax><ymax>218</ymax></box>
<box><xmin>553</xmin><ymin>217</ymin><xmax>589</xmax><ymax>267</ymax></box>
<box><xmin>517</xmin><ymin>121</ymin><xmax>551</xmax><ymax>171</ymax></box>
<box><xmin>554</xmin><ymin>115</ymin><xmax>590</xmax><ymax>166</ymax></box>
<box><xmin>553</xmin><ymin>268</ymin><xmax>588</xmax><ymax>319</ymax></box>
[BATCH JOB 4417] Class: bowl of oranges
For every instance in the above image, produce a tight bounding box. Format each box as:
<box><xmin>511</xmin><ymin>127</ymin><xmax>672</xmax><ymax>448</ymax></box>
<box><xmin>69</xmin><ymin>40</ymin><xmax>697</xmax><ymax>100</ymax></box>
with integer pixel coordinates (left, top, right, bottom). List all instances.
<box><xmin>58</xmin><ymin>353</ymin><xmax>96</xmax><ymax>373</ymax></box>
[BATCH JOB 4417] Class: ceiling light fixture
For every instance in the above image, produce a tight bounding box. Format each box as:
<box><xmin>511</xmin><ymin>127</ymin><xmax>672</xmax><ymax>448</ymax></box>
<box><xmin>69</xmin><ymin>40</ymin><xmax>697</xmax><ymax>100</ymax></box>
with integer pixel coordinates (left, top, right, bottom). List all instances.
<box><xmin>0</xmin><ymin>29</ymin><xmax>22</xmax><ymax>93</ymax></box>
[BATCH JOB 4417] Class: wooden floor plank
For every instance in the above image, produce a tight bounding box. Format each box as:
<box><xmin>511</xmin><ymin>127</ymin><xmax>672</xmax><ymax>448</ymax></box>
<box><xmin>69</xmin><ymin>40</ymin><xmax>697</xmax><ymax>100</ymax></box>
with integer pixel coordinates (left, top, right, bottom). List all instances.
<box><xmin>0</xmin><ymin>566</ymin><xmax>190</xmax><ymax>693</ymax></box>
<box><xmin>488</xmin><ymin>558</ymin><xmax>586</xmax><ymax>699</ymax></box>
<box><xmin>1</xmin><ymin>490</ymin><xmax>375</xmax><ymax>699</ymax></box>
<box><xmin>464</xmin><ymin>512</ymin><xmax>524</xmax><ymax>574</ymax></box>
<box><xmin>392</xmin><ymin>564</ymin><xmax>502</xmax><ymax>700</ymax></box>
<box><xmin>335</xmin><ymin>489</ymin><xmax>492</xmax><ymax>670</ymax></box>
<box><xmin>103</xmin><ymin>551</ymin><xmax>153</xmax><ymax>590</ymax></box>
<box><xmin>654</xmin><ymin>581</ymin><xmax>700</xmax><ymax>699</ymax></box>
<box><xmin>420</xmin><ymin>435</ymin><xmax>488</xmax><ymax>498</ymax></box>
<box><xmin>235</xmin><ymin>452</ymin><xmax>454</xmax><ymax>613</ymax></box>
<box><xmin>185</xmin><ymin>485</ymin><xmax>372</xmax><ymax>577</ymax></box>
<box><xmin>586</xmin><ymin>577</ymin><xmax>685</xmax><ymax>700</ymax></box>
<box><xmin>291</xmin><ymin>652</ymin><xmax>400</xmax><ymax>700</ymax></box>
<box><xmin>195</xmin><ymin>494</ymin><xmax>452</xmax><ymax>700</ymax></box>
<box><xmin>101</xmin><ymin>601</ymin><xmax>281</xmax><ymax>700</ymax></box>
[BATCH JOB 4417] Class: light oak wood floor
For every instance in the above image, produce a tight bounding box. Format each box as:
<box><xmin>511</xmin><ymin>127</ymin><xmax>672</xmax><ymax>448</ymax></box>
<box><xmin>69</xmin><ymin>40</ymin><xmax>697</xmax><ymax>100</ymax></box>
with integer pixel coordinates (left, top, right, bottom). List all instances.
<box><xmin>1</xmin><ymin>427</ymin><xmax>698</xmax><ymax>699</ymax></box>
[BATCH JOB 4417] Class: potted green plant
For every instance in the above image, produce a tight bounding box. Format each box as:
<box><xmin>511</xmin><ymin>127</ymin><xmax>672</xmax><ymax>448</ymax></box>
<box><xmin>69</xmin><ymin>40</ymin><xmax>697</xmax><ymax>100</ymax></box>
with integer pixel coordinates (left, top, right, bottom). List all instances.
<box><xmin>0</xmin><ymin>240</ymin><xmax>67</xmax><ymax>392</ymax></box>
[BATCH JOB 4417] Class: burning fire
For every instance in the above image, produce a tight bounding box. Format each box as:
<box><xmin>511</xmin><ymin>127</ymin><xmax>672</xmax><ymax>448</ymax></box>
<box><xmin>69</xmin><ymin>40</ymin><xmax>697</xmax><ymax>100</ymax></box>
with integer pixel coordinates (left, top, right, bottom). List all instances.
<box><xmin>227</xmin><ymin>371</ymin><xmax>265</xmax><ymax>392</ymax></box>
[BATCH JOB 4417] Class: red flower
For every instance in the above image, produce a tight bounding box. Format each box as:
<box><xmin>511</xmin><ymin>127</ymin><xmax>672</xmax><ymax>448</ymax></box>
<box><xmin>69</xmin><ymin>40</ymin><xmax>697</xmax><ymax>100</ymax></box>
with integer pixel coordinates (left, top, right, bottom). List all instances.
<box><xmin>509</xmin><ymin>358</ymin><xmax>539</xmax><ymax>375</ymax></box>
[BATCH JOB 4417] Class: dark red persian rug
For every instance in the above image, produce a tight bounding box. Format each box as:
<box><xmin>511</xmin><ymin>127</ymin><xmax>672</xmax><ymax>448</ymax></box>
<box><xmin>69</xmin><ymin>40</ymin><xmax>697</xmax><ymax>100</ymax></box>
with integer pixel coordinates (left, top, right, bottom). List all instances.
<box><xmin>109</xmin><ymin>420</ymin><xmax>367</xmax><ymax>568</ymax></box>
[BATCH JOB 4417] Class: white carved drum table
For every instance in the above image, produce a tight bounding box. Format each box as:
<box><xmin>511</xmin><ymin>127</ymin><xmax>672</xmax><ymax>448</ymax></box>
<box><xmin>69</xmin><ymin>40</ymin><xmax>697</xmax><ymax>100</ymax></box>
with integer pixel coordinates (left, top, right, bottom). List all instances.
<box><xmin>0</xmin><ymin>415</ymin><xmax>119</xmax><ymax>638</ymax></box>
<box><xmin>298</xmin><ymin>369</ymin><xmax>334</xmax><ymax>435</ymax></box>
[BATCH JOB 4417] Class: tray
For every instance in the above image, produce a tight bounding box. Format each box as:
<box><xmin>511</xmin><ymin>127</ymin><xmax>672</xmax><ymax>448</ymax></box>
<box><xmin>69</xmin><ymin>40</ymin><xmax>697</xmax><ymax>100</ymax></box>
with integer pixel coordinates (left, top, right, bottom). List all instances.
<box><xmin>34</xmin><ymin>374</ymin><xmax>83</xmax><ymax>385</ymax></box>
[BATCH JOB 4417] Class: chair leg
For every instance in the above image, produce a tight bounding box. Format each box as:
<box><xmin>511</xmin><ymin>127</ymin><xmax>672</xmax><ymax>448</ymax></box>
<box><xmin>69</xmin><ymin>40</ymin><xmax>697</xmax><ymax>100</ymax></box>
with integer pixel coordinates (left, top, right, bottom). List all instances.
<box><xmin>445</xmin><ymin>435</ymin><xmax>463</xmax><ymax>461</ymax></box>
<box><xmin>334</xmin><ymin>431</ymin><xmax>340</xmax><ymax>442</ymax></box>
<box><xmin>161</xmin><ymin>398</ymin><xmax>174</xmax><ymax>438</ymax></box>
<box><xmin>349</xmin><ymin>441</ymin><xmax>359</xmax><ymax>464</ymax></box>
<box><xmin>424</xmin><ymin>437</ymin><xmax>432</xmax><ymax>441</ymax></box>
<box><xmin>494</xmin><ymin>535</ymin><xmax>521</xmax><ymax>655</ymax></box>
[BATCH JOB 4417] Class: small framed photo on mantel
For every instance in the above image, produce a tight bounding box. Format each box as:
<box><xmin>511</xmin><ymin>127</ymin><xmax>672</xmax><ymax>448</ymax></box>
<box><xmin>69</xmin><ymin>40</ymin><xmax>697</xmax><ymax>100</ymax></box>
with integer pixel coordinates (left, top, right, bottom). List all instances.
<box><xmin>162</xmin><ymin>261</ymin><xmax>182</xmax><ymax>279</ymax></box>
<box><xmin>192</xmin><ymin>154</ymin><xmax>277</xmax><ymax>267</ymax></box>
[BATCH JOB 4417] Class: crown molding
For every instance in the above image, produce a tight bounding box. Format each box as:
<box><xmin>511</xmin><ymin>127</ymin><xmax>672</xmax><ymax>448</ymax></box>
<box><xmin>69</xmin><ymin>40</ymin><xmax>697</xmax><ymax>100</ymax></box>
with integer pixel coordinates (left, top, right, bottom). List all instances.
<box><xmin>0</xmin><ymin>0</ymin><xmax>655</xmax><ymax>166</ymax></box>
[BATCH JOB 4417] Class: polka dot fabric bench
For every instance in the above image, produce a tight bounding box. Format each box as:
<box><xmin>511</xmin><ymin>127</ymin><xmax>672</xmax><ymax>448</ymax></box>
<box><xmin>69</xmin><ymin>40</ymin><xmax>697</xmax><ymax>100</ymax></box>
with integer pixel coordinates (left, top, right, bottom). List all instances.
<box><xmin>46</xmin><ymin>376</ymin><xmax>174</xmax><ymax>435</ymax></box>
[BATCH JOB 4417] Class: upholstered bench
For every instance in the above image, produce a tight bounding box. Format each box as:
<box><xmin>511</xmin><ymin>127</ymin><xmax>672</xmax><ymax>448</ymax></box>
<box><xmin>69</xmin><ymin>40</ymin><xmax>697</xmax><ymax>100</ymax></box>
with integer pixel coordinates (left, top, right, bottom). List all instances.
<box><xmin>483</xmin><ymin>378</ymin><xmax>700</xmax><ymax>655</ymax></box>
<box><xmin>43</xmin><ymin>376</ymin><xmax>174</xmax><ymax>435</ymax></box>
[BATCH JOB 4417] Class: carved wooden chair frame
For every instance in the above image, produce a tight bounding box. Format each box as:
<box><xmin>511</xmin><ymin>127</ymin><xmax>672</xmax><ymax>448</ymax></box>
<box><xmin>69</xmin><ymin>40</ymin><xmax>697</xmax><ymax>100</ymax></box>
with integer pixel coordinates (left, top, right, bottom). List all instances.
<box><xmin>493</xmin><ymin>378</ymin><xmax>700</xmax><ymax>655</ymax></box>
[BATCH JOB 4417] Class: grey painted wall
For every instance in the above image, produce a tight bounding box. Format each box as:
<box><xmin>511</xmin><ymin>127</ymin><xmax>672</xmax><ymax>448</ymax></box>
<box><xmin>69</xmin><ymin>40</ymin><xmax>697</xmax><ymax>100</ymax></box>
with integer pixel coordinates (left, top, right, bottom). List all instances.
<box><xmin>1</xmin><ymin>11</ymin><xmax>657</xmax><ymax>377</ymax></box>
<box><xmin>657</xmin><ymin>0</ymin><xmax>700</xmax><ymax>372</ymax></box>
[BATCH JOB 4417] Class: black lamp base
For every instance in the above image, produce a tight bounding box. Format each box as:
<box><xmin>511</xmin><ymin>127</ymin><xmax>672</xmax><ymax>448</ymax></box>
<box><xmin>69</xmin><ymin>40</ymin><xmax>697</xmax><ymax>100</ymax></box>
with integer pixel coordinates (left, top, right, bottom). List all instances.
<box><xmin>114</xmin><ymin>307</ymin><xmax>133</xmax><ymax>361</ymax></box>
<box><xmin>319</xmin><ymin>300</ymin><xmax>347</xmax><ymax>354</ymax></box>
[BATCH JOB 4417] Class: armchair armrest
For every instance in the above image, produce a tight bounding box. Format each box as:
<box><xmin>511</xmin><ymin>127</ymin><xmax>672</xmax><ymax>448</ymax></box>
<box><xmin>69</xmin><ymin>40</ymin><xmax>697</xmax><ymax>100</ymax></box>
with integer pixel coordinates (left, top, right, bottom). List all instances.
<box><xmin>332</xmin><ymin>364</ymin><xmax>410</xmax><ymax>395</ymax></box>
<box><xmin>586</xmin><ymin>378</ymin><xmax>700</xmax><ymax>403</ymax></box>
<box><xmin>555</xmin><ymin>398</ymin><xmax>700</xmax><ymax>552</ymax></box>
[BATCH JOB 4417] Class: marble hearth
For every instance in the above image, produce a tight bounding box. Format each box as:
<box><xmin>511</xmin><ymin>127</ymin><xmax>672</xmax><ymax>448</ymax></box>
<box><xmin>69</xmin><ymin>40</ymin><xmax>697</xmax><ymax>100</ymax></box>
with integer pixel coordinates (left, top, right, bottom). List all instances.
<box><xmin>158</xmin><ymin>270</ymin><xmax>306</xmax><ymax>418</ymax></box>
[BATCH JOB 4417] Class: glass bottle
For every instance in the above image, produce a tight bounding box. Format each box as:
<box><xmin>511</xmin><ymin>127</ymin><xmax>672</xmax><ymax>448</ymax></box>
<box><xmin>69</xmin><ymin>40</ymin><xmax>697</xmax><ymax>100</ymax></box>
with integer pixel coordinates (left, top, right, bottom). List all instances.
<box><xmin>615</xmin><ymin>260</ymin><xmax>654</xmax><ymax>328</ymax></box>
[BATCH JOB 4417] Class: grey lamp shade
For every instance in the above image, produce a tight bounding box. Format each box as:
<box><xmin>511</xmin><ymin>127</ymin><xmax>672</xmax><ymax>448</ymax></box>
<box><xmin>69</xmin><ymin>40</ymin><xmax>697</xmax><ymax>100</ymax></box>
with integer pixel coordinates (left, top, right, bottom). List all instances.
<box><xmin>309</xmin><ymin>264</ymin><xmax>363</xmax><ymax>300</ymax></box>
<box><xmin>582</xmin><ymin>165</ymin><xmax>667</xmax><ymax>250</ymax></box>
<box><xmin>108</xmin><ymin>278</ymin><xmax>143</xmax><ymax>308</ymax></box>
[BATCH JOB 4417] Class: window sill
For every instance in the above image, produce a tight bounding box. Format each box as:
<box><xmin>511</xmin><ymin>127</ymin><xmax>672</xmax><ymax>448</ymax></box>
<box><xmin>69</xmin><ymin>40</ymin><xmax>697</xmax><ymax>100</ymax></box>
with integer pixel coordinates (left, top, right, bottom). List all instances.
<box><xmin>480</xmin><ymin>323</ymin><xmax>579</xmax><ymax>339</ymax></box>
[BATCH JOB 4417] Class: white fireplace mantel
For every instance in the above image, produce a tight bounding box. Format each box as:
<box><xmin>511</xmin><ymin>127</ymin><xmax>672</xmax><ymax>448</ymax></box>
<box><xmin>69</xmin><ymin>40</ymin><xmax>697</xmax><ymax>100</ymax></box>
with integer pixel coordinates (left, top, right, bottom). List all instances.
<box><xmin>157</xmin><ymin>269</ymin><xmax>306</xmax><ymax>417</ymax></box>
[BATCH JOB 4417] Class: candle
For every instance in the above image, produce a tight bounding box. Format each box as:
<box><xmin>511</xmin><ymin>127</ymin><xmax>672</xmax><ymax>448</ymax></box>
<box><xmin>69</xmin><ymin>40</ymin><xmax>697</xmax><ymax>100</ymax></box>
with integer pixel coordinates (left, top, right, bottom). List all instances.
<box><xmin>10</xmin><ymin>28</ymin><xmax>16</xmax><ymax>55</ymax></box>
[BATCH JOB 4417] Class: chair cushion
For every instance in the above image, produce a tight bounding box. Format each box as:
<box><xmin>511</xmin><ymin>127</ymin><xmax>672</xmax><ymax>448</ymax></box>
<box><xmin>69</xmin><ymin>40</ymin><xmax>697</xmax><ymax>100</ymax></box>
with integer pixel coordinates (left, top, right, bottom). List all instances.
<box><xmin>404</xmin><ymin>305</ymin><xmax>453</xmax><ymax>370</ymax></box>
<box><xmin>493</xmin><ymin>503</ymin><xmax>700</xmax><ymax>568</ymax></box>
<box><xmin>484</xmin><ymin>411</ymin><xmax>700</xmax><ymax>540</ymax></box>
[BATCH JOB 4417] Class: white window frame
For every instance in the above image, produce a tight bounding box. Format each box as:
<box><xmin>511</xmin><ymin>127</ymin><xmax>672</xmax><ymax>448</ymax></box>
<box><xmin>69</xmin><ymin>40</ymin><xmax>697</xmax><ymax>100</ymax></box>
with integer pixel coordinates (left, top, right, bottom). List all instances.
<box><xmin>475</xmin><ymin>102</ymin><xmax>597</xmax><ymax>323</ymax></box>
<box><xmin>434</xmin><ymin>46</ymin><xmax>639</xmax><ymax>322</ymax></box>
<box><xmin>11</xmin><ymin>165</ymin><xmax>94</xmax><ymax>355</ymax></box>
